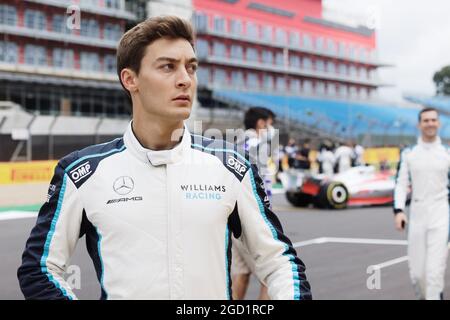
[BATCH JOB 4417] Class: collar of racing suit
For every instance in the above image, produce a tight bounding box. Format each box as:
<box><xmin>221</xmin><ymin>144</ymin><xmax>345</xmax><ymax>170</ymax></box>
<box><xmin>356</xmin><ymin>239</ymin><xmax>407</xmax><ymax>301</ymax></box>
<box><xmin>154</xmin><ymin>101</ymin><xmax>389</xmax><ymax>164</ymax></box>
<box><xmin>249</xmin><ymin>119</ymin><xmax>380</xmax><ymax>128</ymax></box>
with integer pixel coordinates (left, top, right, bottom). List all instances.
<box><xmin>123</xmin><ymin>121</ymin><xmax>191</xmax><ymax>166</ymax></box>
<box><xmin>417</xmin><ymin>136</ymin><xmax>441</xmax><ymax>149</ymax></box>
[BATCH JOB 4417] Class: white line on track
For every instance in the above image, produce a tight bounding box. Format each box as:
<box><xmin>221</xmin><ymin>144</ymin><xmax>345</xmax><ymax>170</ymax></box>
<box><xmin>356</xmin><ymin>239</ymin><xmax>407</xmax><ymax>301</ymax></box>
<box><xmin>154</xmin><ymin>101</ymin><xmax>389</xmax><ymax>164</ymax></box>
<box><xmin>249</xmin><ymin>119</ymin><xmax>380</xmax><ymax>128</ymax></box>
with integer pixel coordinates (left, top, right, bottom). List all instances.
<box><xmin>370</xmin><ymin>256</ymin><xmax>409</xmax><ymax>270</ymax></box>
<box><xmin>271</xmin><ymin>188</ymin><xmax>285</xmax><ymax>195</ymax></box>
<box><xmin>293</xmin><ymin>237</ymin><xmax>408</xmax><ymax>248</ymax></box>
<box><xmin>294</xmin><ymin>237</ymin><xmax>450</xmax><ymax>270</ymax></box>
<box><xmin>0</xmin><ymin>211</ymin><xmax>38</xmax><ymax>221</ymax></box>
<box><xmin>369</xmin><ymin>243</ymin><xmax>450</xmax><ymax>270</ymax></box>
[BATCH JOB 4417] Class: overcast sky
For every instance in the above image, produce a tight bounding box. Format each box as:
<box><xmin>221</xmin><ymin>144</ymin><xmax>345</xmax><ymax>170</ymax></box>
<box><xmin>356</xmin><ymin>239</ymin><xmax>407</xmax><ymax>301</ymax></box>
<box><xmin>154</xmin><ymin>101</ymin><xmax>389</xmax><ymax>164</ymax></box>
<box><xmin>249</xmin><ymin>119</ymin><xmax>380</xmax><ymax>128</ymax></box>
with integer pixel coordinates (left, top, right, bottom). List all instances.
<box><xmin>323</xmin><ymin>0</ymin><xmax>450</xmax><ymax>104</ymax></box>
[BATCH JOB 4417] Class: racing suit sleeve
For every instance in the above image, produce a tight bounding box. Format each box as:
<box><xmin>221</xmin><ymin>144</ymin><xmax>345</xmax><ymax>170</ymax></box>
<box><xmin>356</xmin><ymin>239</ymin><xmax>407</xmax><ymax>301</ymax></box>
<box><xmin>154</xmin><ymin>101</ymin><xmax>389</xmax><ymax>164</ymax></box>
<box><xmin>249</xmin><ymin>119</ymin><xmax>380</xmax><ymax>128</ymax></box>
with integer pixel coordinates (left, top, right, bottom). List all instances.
<box><xmin>17</xmin><ymin>162</ymin><xmax>83</xmax><ymax>300</ymax></box>
<box><xmin>448</xmin><ymin>147</ymin><xmax>450</xmax><ymax>201</ymax></box>
<box><xmin>393</xmin><ymin>149</ymin><xmax>410</xmax><ymax>214</ymax></box>
<box><xmin>236</xmin><ymin>164</ymin><xmax>312</xmax><ymax>300</ymax></box>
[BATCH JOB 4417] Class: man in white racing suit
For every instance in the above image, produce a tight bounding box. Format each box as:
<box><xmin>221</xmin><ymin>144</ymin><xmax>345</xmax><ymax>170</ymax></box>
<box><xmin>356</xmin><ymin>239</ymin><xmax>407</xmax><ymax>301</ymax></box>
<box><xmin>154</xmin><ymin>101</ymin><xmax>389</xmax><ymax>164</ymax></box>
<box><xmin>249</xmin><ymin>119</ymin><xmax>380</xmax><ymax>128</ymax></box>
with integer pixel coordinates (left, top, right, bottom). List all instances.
<box><xmin>334</xmin><ymin>142</ymin><xmax>354</xmax><ymax>173</ymax></box>
<box><xmin>317</xmin><ymin>142</ymin><xmax>335</xmax><ymax>177</ymax></box>
<box><xmin>393</xmin><ymin>107</ymin><xmax>450</xmax><ymax>300</ymax></box>
<box><xmin>17</xmin><ymin>16</ymin><xmax>311</xmax><ymax>300</ymax></box>
<box><xmin>232</xmin><ymin>107</ymin><xmax>277</xmax><ymax>300</ymax></box>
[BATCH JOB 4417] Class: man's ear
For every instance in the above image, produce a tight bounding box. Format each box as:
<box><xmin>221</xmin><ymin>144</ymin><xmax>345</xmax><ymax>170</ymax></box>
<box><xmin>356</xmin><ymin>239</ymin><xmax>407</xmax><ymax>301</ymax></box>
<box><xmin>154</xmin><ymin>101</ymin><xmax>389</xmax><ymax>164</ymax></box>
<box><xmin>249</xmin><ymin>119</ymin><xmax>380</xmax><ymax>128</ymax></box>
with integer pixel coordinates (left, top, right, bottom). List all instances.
<box><xmin>120</xmin><ymin>68</ymin><xmax>139</xmax><ymax>93</ymax></box>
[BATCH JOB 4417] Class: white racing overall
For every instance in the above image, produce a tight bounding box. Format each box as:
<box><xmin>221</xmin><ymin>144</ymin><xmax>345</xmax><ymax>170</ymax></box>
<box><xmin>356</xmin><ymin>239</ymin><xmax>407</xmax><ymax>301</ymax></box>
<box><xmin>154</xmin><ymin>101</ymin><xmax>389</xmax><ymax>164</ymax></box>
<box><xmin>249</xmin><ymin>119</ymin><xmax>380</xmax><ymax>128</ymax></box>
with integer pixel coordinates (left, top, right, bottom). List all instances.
<box><xmin>394</xmin><ymin>137</ymin><xmax>450</xmax><ymax>299</ymax></box>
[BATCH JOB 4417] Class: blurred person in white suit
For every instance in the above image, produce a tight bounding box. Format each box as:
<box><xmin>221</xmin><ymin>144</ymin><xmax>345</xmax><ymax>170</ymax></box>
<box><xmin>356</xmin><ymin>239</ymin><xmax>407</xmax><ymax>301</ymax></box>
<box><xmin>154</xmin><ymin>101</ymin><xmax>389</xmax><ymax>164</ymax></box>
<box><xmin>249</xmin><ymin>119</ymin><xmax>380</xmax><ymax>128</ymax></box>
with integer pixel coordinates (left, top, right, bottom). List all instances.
<box><xmin>394</xmin><ymin>107</ymin><xmax>450</xmax><ymax>300</ymax></box>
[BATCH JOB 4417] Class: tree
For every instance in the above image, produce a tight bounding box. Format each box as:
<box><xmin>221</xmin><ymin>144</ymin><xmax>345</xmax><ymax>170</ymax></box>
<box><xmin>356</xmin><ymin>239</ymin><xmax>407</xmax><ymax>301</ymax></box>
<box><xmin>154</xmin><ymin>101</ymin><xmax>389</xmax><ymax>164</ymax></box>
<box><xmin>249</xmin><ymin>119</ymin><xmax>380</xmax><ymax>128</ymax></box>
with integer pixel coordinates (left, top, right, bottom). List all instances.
<box><xmin>433</xmin><ymin>65</ymin><xmax>450</xmax><ymax>96</ymax></box>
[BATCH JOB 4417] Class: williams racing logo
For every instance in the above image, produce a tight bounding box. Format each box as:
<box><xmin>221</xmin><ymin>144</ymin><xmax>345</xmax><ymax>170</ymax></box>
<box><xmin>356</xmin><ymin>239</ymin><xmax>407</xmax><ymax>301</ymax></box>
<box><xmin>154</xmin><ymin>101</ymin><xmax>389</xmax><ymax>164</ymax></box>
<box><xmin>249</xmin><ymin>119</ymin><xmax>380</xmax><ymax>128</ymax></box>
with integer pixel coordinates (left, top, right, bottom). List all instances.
<box><xmin>107</xmin><ymin>176</ymin><xmax>143</xmax><ymax>204</ymax></box>
<box><xmin>181</xmin><ymin>184</ymin><xmax>226</xmax><ymax>201</ymax></box>
<box><xmin>226</xmin><ymin>155</ymin><xmax>247</xmax><ymax>177</ymax></box>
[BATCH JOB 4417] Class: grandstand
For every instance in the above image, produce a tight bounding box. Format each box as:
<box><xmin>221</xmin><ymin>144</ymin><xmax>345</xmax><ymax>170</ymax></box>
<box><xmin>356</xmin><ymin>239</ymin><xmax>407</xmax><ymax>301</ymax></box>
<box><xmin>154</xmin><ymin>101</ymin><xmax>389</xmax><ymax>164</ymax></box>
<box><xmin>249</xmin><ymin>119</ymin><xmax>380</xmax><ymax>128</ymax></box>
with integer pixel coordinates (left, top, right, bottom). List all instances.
<box><xmin>188</xmin><ymin>0</ymin><xmax>425</xmax><ymax>145</ymax></box>
<box><xmin>404</xmin><ymin>94</ymin><xmax>450</xmax><ymax>116</ymax></box>
<box><xmin>211</xmin><ymin>89</ymin><xmax>450</xmax><ymax>146</ymax></box>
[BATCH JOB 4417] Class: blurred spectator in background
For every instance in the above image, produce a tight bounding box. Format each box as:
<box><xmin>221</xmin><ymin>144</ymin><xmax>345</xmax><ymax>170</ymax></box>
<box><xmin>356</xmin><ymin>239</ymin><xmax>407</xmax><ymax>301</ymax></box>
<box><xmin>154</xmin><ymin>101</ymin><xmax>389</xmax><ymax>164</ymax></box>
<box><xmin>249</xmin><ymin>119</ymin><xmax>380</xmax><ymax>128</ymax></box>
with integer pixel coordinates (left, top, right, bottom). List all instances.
<box><xmin>353</xmin><ymin>142</ymin><xmax>365</xmax><ymax>166</ymax></box>
<box><xmin>317</xmin><ymin>141</ymin><xmax>336</xmax><ymax>176</ymax></box>
<box><xmin>276</xmin><ymin>144</ymin><xmax>285</xmax><ymax>183</ymax></box>
<box><xmin>239</xmin><ymin>106</ymin><xmax>277</xmax><ymax>203</ymax></box>
<box><xmin>233</xmin><ymin>106</ymin><xmax>277</xmax><ymax>300</ymax></box>
<box><xmin>293</xmin><ymin>139</ymin><xmax>311</xmax><ymax>170</ymax></box>
<box><xmin>334</xmin><ymin>141</ymin><xmax>354</xmax><ymax>173</ymax></box>
<box><xmin>379</xmin><ymin>157</ymin><xmax>390</xmax><ymax>172</ymax></box>
<box><xmin>285</xmin><ymin>138</ymin><xmax>298</xmax><ymax>168</ymax></box>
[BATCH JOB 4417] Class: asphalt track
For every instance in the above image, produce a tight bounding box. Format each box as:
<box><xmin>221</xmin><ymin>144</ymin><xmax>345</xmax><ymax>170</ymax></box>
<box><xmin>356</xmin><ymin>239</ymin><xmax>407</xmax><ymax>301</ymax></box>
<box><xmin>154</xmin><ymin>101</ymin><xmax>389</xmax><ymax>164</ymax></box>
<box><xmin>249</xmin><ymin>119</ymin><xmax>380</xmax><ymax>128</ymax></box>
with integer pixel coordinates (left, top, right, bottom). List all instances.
<box><xmin>1</xmin><ymin>194</ymin><xmax>449</xmax><ymax>300</ymax></box>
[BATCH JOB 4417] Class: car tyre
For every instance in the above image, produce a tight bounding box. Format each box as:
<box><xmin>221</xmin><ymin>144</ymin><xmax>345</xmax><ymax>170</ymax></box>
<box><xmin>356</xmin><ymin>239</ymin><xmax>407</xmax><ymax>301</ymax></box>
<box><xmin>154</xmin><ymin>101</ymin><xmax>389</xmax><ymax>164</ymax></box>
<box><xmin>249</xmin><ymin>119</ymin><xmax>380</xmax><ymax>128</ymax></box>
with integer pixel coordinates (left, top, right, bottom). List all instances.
<box><xmin>286</xmin><ymin>192</ymin><xmax>312</xmax><ymax>207</ymax></box>
<box><xmin>316</xmin><ymin>182</ymin><xmax>349</xmax><ymax>209</ymax></box>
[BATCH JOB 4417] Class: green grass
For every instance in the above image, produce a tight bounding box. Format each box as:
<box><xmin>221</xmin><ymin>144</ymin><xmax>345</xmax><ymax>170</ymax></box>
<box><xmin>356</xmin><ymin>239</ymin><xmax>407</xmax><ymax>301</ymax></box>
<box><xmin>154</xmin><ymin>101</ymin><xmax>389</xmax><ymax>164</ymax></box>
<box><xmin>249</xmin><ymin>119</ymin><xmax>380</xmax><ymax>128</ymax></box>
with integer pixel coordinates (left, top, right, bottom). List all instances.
<box><xmin>0</xmin><ymin>204</ymin><xmax>41</xmax><ymax>213</ymax></box>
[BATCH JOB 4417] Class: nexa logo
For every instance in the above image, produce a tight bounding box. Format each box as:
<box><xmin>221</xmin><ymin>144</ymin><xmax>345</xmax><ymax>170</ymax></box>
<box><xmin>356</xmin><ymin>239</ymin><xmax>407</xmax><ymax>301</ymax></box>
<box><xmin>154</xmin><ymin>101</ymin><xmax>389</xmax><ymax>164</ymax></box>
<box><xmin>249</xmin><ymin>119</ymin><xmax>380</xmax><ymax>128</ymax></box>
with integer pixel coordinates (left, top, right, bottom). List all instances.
<box><xmin>69</xmin><ymin>161</ymin><xmax>92</xmax><ymax>183</ymax></box>
<box><xmin>107</xmin><ymin>197</ymin><xmax>143</xmax><ymax>204</ymax></box>
<box><xmin>226</xmin><ymin>155</ymin><xmax>247</xmax><ymax>177</ymax></box>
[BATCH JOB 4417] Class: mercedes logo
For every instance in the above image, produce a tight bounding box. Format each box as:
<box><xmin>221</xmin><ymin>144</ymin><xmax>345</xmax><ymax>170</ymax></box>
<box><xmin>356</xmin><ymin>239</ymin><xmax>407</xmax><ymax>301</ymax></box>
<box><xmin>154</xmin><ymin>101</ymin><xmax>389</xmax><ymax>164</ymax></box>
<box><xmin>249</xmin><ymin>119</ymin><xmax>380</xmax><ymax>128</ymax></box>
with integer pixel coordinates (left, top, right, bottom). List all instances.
<box><xmin>113</xmin><ymin>176</ymin><xmax>134</xmax><ymax>195</ymax></box>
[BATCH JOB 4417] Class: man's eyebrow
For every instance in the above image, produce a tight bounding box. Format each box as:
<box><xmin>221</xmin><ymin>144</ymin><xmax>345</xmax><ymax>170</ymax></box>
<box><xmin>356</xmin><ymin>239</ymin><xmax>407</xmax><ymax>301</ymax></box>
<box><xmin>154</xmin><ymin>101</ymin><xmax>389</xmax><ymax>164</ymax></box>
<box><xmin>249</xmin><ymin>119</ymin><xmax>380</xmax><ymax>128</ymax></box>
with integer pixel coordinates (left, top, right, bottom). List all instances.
<box><xmin>155</xmin><ymin>57</ymin><xmax>198</xmax><ymax>64</ymax></box>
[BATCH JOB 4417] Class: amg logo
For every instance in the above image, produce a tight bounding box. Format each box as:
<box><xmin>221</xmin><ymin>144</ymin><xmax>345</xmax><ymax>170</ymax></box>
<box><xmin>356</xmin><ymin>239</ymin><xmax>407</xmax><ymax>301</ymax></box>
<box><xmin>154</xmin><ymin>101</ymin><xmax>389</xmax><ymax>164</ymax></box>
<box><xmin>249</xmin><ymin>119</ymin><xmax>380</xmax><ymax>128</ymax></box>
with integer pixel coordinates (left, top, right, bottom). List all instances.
<box><xmin>69</xmin><ymin>161</ymin><xmax>92</xmax><ymax>183</ymax></box>
<box><xmin>226</xmin><ymin>156</ymin><xmax>247</xmax><ymax>177</ymax></box>
<box><xmin>106</xmin><ymin>196</ymin><xmax>143</xmax><ymax>204</ymax></box>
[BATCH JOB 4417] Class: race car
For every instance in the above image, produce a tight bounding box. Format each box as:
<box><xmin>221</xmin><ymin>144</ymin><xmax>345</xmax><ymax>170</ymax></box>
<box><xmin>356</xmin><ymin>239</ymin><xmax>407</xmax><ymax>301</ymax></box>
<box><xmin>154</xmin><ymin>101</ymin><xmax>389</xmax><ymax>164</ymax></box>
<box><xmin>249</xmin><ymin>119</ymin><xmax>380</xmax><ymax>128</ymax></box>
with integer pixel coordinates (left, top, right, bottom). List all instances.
<box><xmin>280</xmin><ymin>165</ymin><xmax>401</xmax><ymax>209</ymax></box>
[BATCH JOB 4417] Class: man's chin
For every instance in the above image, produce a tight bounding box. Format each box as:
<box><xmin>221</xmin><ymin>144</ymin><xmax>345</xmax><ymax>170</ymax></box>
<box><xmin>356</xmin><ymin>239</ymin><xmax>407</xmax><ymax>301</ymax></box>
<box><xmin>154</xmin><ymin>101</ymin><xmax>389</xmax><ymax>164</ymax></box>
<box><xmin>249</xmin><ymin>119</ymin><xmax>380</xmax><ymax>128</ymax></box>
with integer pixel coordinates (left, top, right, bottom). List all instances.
<box><xmin>169</xmin><ymin>108</ymin><xmax>192</xmax><ymax>121</ymax></box>
<box><xmin>424</xmin><ymin>132</ymin><xmax>437</xmax><ymax>139</ymax></box>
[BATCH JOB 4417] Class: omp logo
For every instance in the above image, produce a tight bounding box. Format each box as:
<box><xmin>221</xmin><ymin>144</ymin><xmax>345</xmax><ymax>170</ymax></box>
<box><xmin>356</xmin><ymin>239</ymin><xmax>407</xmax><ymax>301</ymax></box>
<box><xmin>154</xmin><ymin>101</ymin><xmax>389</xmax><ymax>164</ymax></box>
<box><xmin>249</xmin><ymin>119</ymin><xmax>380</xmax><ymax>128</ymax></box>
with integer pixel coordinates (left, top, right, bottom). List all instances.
<box><xmin>107</xmin><ymin>196</ymin><xmax>143</xmax><ymax>204</ymax></box>
<box><xmin>226</xmin><ymin>155</ymin><xmax>247</xmax><ymax>177</ymax></box>
<box><xmin>69</xmin><ymin>161</ymin><xmax>92</xmax><ymax>183</ymax></box>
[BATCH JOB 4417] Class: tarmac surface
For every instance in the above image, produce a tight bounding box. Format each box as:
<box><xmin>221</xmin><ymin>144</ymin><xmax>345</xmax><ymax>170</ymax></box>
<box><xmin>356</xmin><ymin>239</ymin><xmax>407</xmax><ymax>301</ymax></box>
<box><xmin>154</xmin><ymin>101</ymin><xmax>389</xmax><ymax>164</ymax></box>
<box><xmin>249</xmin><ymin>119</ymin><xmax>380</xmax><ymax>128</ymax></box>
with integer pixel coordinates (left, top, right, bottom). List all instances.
<box><xmin>1</xmin><ymin>193</ymin><xmax>449</xmax><ymax>300</ymax></box>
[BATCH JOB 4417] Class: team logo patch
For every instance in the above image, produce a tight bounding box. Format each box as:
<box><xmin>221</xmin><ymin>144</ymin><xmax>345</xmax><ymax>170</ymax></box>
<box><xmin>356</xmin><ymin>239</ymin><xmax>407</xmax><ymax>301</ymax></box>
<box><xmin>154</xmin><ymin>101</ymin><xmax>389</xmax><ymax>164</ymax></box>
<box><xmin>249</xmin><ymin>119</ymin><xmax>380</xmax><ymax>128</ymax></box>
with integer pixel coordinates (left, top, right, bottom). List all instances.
<box><xmin>113</xmin><ymin>176</ymin><xmax>134</xmax><ymax>195</ymax></box>
<box><xmin>69</xmin><ymin>161</ymin><xmax>92</xmax><ymax>183</ymax></box>
<box><xmin>107</xmin><ymin>196</ymin><xmax>143</xmax><ymax>204</ymax></box>
<box><xmin>181</xmin><ymin>184</ymin><xmax>226</xmax><ymax>201</ymax></box>
<box><xmin>226</xmin><ymin>155</ymin><xmax>247</xmax><ymax>177</ymax></box>
<box><xmin>46</xmin><ymin>184</ymin><xmax>56</xmax><ymax>203</ymax></box>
